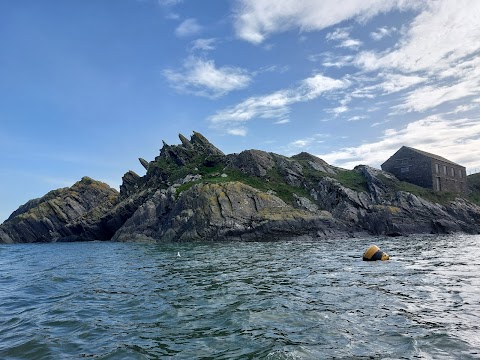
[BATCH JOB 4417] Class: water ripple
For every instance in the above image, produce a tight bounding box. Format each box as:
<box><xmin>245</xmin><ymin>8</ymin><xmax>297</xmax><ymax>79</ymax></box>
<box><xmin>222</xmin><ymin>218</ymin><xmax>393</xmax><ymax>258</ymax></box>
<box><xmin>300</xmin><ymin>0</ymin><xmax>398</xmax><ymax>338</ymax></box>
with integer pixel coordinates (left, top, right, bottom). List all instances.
<box><xmin>1</xmin><ymin>236</ymin><xmax>480</xmax><ymax>359</ymax></box>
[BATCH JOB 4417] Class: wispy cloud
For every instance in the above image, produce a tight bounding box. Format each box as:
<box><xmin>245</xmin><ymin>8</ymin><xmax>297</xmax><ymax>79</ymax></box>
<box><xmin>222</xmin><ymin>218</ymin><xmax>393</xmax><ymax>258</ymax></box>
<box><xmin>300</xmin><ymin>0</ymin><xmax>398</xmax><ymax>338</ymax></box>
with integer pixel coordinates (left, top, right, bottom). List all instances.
<box><xmin>190</xmin><ymin>38</ymin><xmax>217</xmax><ymax>52</ymax></box>
<box><xmin>175</xmin><ymin>18</ymin><xmax>203</xmax><ymax>37</ymax></box>
<box><xmin>326</xmin><ymin>28</ymin><xmax>362</xmax><ymax>49</ymax></box>
<box><xmin>319</xmin><ymin>115</ymin><xmax>480</xmax><ymax>170</ymax></box>
<box><xmin>338</xmin><ymin>39</ymin><xmax>362</xmax><ymax>49</ymax></box>
<box><xmin>452</xmin><ymin>104</ymin><xmax>478</xmax><ymax>114</ymax></box>
<box><xmin>290</xmin><ymin>134</ymin><xmax>326</xmax><ymax>147</ymax></box>
<box><xmin>379</xmin><ymin>73</ymin><xmax>427</xmax><ymax>94</ymax></box>
<box><xmin>163</xmin><ymin>56</ymin><xmax>252</xmax><ymax>98</ymax></box>
<box><xmin>355</xmin><ymin>1</ymin><xmax>480</xmax><ymax>74</ymax></box>
<box><xmin>370</xmin><ymin>26</ymin><xmax>397</xmax><ymax>41</ymax></box>
<box><xmin>317</xmin><ymin>53</ymin><xmax>354</xmax><ymax>68</ymax></box>
<box><xmin>348</xmin><ymin>115</ymin><xmax>367</xmax><ymax>122</ymax></box>
<box><xmin>396</xmin><ymin>82</ymin><xmax>479</xmax><ymax>113</ymax></box>
<box><xmin>290</xmin><ymin>139</ymin><xmax>313</xmax><ymax>148</ymax></box>
<box><xmin>233</xmin><ymin>0</ymin><xmax>422</xmax><ymax>44</ymax></box>
<box><xmin>209</xmin><ymin>73</ymin><xmax>348</xmax><ymax>125</ymax></box>
<box><xmin>325</xmin><ymin>28</ymin><xmax>350</xmax><ymax>41</ymax></box>
<box><xmin>328</xmin><ymin>106</ymin><xmax>348</xmax><ymax>116</ymax></box>
<box><xmin>158</xmin><ymin>0</ymin><xmax>183</xmax><ymax>6</ymax></box>
<box><xmin>227</xmin><ymin>127</ymin><xmax>247</xmax><ymax>136</ymax></box>
<box><xmin>244</xmin><ymin>1</ymin><xmax>480</xmax><ymax>117</ymax></box>
<box><xmin>286</xmin><ymin>134</ymin><xmax>329</xmax><ymax>153</ymax></box>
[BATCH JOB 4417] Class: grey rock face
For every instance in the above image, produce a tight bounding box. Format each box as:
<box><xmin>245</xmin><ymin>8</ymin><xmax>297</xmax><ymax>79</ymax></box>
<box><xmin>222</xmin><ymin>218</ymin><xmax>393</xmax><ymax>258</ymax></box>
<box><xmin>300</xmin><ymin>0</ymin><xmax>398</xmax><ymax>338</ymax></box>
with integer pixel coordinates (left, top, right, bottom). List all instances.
<box><xmin>120</xmin><ymin>171</ymin><xmax>142</xmax><ymax>199</ymax></box>
<box><xmin>292</xmin><ymin>152</ymin><xmax>338</xmax><ymax>174</ymax></box>
<box><xmin>0</xmin><ymin>177</ymin><xmax>119</xmax><ymax>243</ymax></box>
<box><xmin>190</xmin><ymin>131</ymin><xmax>224</xmax><ymax>156</ymax></box>
<box><xmin>114</xmin><ymin>182</ymin><xmax>348</xmax><ymax>242</ymax></box>
<box><xmin>3</xmin><ymin>131</ymin><xmax>480</xmax><ymax>243</ymax></box>
<box><xmin>227</xmin><ymin>150</ymin><xmax>275</xmax><ymax>177</ymax></box>
<box><xmin>139</xmin><ymin>158</ymin><xmax>150</xmax><ymax>170</ymax></box>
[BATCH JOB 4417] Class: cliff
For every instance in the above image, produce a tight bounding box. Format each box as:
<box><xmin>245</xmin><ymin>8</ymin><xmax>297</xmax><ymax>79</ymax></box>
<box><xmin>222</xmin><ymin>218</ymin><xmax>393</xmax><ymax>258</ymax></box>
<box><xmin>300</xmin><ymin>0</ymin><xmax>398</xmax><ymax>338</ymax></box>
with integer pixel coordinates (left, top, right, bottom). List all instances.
<box><xmin>0</xmin><ymin>177</ymin><xmax>119</xmax><ymax>243</ymax></box>
<box><xmin>2</xmin><ymin>132</ymin><xmax>480</xmax><ymax>243</ymax></box>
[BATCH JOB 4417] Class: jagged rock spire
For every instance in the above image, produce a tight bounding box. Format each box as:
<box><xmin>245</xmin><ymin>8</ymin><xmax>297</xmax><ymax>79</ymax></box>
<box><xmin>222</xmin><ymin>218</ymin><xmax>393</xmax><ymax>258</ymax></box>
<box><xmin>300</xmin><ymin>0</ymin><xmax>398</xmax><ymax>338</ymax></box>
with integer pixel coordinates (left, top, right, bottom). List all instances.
<box><xmin>156</xmin><ymin>131</ymin><xmax>225</xmax><ymax>164</ymax></box>
<box><xmin>139</xmin><ymin>158</ymin><xmax>149</xmax><ymax>170</ymax></box>
<box><xmin>120</xmin><ymin>170</ymin><xmax>141</xmax><ymax>199</ymax></box>
<box><xmin>179</xmin><ymin>133</ymin><xmax>193</xmax><ymax>149</ymax></box>
<box><xmin>190</xmin><ymin>131</ymin><xmax>224</xmax><ymax>156</ymax></box>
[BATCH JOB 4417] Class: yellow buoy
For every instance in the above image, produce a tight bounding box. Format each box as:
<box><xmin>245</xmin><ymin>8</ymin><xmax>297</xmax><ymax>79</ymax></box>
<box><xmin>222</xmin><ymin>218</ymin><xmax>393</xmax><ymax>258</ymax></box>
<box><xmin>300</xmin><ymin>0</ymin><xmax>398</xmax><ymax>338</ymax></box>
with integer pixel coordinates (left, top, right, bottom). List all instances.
<box><xmin>363</xmin><ymin>245</ymin><xmax>390</xmax><ymax>261</ymax></box>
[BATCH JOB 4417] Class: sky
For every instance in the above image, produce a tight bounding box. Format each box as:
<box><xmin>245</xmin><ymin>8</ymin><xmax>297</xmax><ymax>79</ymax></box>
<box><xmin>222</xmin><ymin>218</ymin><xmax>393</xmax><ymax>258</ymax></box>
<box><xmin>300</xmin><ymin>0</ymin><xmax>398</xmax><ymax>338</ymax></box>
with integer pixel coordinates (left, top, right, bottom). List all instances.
<box><xmin>1</xmin><ymin>0</ymin><xmax>480</xmax><ymax>223</ymax></box>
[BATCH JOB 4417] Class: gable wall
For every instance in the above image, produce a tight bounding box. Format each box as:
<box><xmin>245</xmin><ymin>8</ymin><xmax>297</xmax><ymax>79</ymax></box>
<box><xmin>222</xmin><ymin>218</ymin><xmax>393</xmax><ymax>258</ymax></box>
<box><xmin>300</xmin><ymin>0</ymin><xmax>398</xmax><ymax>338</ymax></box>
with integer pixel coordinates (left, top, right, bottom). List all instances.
<box><xmin>382</xmin><ymin>147</ymin><xmax>467</xmax><ymax>194</ymax></box>
<box><xmin>381</xmin><ymin>147</ymin><xmax>433</xmax><ymax>188</ymax></box>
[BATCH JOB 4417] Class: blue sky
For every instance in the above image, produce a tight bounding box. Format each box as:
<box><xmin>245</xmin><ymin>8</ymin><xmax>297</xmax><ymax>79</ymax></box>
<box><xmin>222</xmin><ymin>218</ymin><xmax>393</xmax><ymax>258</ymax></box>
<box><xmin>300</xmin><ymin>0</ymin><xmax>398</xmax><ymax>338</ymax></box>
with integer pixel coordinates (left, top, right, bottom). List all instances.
<box><xmin>1</xmin><ymin>0</ymin><xmax>480</xmax><ymax>222</ymax></box>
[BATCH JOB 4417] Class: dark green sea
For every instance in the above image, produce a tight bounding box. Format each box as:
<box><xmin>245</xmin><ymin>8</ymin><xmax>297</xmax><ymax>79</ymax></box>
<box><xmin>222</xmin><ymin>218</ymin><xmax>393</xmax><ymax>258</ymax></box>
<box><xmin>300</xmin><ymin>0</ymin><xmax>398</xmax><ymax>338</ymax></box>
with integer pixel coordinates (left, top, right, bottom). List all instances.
<box><xmin>1</xmin><ymin>235</ymin><xmax>479</xmax><ymax>359</ymax></box>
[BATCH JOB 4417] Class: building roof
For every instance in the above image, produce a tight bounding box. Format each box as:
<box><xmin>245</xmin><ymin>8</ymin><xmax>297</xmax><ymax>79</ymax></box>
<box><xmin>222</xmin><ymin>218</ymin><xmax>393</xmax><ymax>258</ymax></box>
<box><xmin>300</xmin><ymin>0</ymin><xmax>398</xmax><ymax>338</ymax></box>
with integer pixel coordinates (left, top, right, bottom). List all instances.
<box><xmin>403</xmin><ymin>146</ymin><xmax>463</xmax><ymax>167</ymax></box>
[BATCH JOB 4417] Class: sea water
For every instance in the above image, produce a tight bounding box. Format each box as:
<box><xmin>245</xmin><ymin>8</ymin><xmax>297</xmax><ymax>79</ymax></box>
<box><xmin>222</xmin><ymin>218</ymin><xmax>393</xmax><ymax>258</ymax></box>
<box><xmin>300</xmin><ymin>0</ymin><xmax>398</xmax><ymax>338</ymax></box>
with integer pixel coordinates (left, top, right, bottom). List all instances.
<box><xmin>0</xmin><ymin>235</ymin><xmax>479</xmax><ymax>359</ymax></box>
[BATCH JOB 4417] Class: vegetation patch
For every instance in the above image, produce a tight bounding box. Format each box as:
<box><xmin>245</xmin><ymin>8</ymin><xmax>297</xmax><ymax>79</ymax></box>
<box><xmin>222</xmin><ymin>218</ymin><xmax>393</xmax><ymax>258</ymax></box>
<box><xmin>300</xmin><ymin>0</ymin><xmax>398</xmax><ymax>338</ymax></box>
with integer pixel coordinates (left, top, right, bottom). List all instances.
<box><xmin>295</xmin><ymin>159</ymin><xmax>368</xmax><ymax>192</ymax></box>
<box><xmin>334</xmin><ymin>170</ymin><xmax>368</xmax><ymax>192</ymax></box>
<box><xmin>175</xmin><ymin>166</ymin><xmax>314</xmax><ymax>206</ymax></box>
<box><xmin>467</xmin><ymin>174</ymin><xmax>480</xmax><ymax>205</ymax></box>
<box><xmin>377</xmin><ymin>174</ymin><xmax>457</xmax><ymax>204</ymax></box>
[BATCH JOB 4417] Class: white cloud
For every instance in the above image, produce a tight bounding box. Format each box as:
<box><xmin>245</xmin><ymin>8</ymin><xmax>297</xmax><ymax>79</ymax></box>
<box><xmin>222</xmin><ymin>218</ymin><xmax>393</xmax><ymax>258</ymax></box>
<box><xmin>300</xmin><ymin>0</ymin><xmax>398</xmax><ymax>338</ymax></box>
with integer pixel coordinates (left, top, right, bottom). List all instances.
<box><xmin>348</xmin><ymin>1</ymin><xmax>480</xmax><ymax>113</ymax></box>
<box><xmin>370</xmin><ymin>26</ymin><xmax>397</xmax><ymax>41</ymax></box>
<box><xmin>158</xmin><ymin>0</ymin><xmax>183</xmax><ymax>6</ymax></box>
<box><xmin>274</xmin><ymin>119</ymin><xmax>290</xmax><ymax>124</ymax></box>
<box><xmin>371</xmin><ymin>120</ymin><xmax>389</xmax><ymax>127</ymax></box>
<box><xmin>288</xmin><ymin>134</ymin><xmax>327</xmax><ymax>150</ymax></box>
<box><xmin>326</xmin><ymin>28</ymin><xmax>350</xmax><ymax>41</ymax></box>
<box><xmin>320</xmin><ymin>54</ymin><xmax>354</xmax><ymax>68</ymax></box>
<box><xmin>290</xmin><ymin>139</ymin><xmax>312</xmax><ymax>148</ymax></box>
<box><xmin>175</xmin><ymin>18</ymin><xmax>203</xmax><ymax>37</ymax></box>
<box><xmin>190</xmin><ymin>38</ymin><xmax>217</xmax><ymax>52</ymax></box>
<box><xmin>209</xmin><ymin>73</ymin><xmax>348</xmax><ymax>123</ymax></box>
<box><xmin>233</xmin><ymin>0</ymin><xmax>421</xmax><ymax>44</ymax></box>
<box><xmin>379</xmin><ymin>73</ymin><xmax>427</xmax><ymax>94</ymax></box>
<box><xmin>396</xmin><ymin>81</ymin><xmax>479</xmax><ymax>112</ymax></box>
<box><xmin>338</xmin><ymin>39</ymin><xmax>362</xmax><ymax>49</ymax></box>
<box><xmin>453</xmin><ymin>104</ymin><xmax>478</xmax><ymax>113</ymax></box>
<box><xmin>163</xmin><ymin>57</ymin><xmax>252</xmax><ymax>98</ymax></box>
<box><xmin>227</xmin><ymin>128</ymin><xmax>247</xmax><ymax>136</ymax></box>
<box><xmin>355</xmin><ymin>1</ymin><xmax>480</xmax><ymax>74</ymax></box>
<box><xmin>326</xmin><ymin>28</ymin><xmax>362</xmax><ymax>49</ymax></box>
<box><xmin>328</xmin><ymin>106</ymin><xmax>348</xmax><ymax>116</ymax></box>
<box><xmin>318</xmin><ymin>115</ymin><xmax>480</xmax><ymax>170</ymax></box>
<box><xmin>348</xmin><ymin>115</ymin><xmax>367</xmax><ymax>121</ymax></box>
<box><xmin>160</xmin><ymin>0</ymin><xmax>182</xmax><ymax>5</ymax></box>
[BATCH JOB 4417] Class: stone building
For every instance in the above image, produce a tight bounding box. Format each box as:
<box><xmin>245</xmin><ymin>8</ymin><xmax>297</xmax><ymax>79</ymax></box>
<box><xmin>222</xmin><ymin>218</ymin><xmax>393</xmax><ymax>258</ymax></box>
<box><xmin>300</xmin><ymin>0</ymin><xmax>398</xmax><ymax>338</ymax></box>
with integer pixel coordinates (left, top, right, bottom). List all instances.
<box><xmin>381</xmin><ymin>146</ymin><xmax>467</xmax><ymax>194</ymax></box>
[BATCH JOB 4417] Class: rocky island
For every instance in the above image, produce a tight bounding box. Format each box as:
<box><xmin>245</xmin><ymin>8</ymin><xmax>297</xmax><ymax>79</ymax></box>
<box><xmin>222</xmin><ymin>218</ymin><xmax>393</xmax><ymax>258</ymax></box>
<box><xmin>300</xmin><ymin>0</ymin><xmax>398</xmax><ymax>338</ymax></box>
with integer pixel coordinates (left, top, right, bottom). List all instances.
<box><xmin>2</xmin><ymin>132</ymin><xmax>480</xmax><ymax>243</ymax></box>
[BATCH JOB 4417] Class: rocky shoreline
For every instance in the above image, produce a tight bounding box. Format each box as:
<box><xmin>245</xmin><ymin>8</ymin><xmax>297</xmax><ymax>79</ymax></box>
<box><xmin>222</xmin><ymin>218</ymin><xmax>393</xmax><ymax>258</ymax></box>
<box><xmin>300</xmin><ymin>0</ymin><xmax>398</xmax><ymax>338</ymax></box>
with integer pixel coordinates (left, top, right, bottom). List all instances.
<box><xmin>2</xmin><ymin>132</ymin><xmax>480</xmax><ymax>244</ymax></box>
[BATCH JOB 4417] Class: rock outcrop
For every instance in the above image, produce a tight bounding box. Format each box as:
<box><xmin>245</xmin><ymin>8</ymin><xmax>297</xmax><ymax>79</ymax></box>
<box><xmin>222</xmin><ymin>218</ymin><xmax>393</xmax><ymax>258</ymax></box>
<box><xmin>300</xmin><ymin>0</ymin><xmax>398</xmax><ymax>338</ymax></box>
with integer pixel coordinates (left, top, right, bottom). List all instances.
<box><xmin>113</xmin><ymin>182</ymin><xmax>346</xmax><ymax>242</ymax></box>
<box><xmin>0</xmin><ymin>177</ymin><xmax>119</xmax><ymax>243</ymax></box>
<box><xmin>2</xmin><ymin>131</ymin><xmax>480</xmax><ymax>243</ymax></box>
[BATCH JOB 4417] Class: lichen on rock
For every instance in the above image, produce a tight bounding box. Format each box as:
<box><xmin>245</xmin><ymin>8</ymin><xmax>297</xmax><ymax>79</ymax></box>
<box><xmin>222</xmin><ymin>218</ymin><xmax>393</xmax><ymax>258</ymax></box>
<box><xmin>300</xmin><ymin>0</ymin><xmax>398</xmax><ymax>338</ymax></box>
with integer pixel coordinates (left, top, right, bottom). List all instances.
<box><xmin>3</xmin><ymin>131</ymin><xmax>480</xmax><ymax>244</ymax></box>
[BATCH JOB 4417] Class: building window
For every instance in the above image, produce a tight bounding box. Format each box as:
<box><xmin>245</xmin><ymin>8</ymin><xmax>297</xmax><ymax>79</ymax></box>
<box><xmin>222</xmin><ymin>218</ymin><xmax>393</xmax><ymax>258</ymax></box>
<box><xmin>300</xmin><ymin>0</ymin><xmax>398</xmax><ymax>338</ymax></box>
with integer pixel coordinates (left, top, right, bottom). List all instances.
<box><xmin>435</xmin><ymin>163</ymin><xmax>440</xmax><ymax>173</ymax></box>
<box><xmin>401</xmin><ymin>167</ymin><xmax>409</xmax><ymax>173</ymax></box>
<box><xmin>443</xmin><ymin>165</ymin><xmax>447</xmax><ymax>175</ymax></box>
<box><xmin>459</xmin><ymin>169</ymin><xmax>463</xmax><ymax>178</ymax></box>
<box><xmin>435</xmin><ymin>177</ymin><xmax>441</xmax><ymax>191</ymax></box>
<box><xmin>451</xmin><ymin>168</ymin><xmax>455</xmax><ymax>177</ymax></box>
